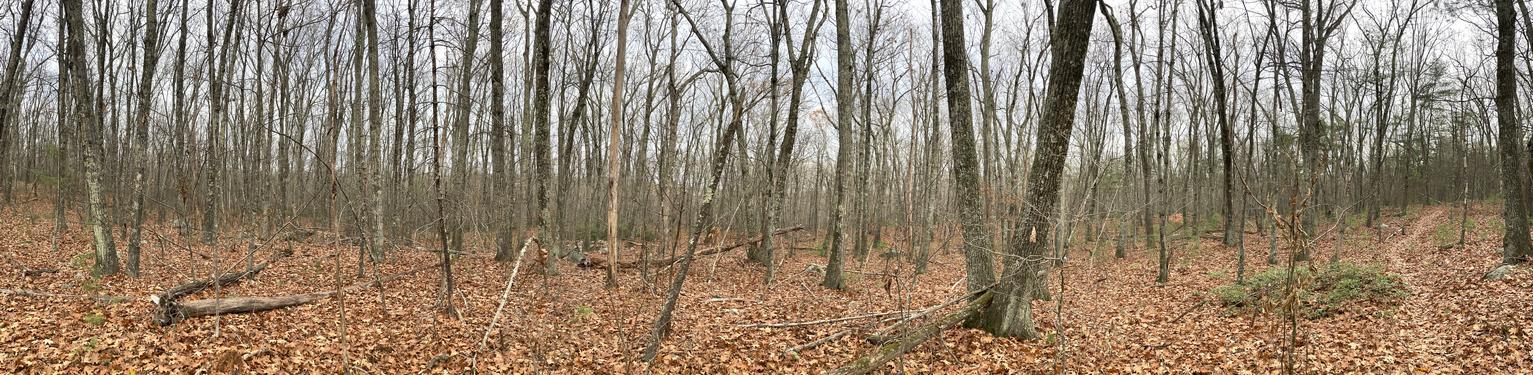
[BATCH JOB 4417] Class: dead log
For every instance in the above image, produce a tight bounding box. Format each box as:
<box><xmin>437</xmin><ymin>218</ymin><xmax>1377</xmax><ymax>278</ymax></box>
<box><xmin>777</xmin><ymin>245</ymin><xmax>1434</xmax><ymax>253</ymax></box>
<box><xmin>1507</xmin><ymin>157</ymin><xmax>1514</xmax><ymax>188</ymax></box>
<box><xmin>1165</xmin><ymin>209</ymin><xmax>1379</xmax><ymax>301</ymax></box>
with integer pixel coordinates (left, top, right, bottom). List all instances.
<box><xmin>617</xmin><ymin>226</ymin><xmax>805</xmax><ymax>269</ymax></box>
<box><xmin>156</xmin><ymin>250</ymin><xmax>290</xmax><ymax>302</ymax></box>
<box><xmin>739</xmin><ymin>309</ymin><xmax>919</xmax><ymax>329</ymax></box>
<box><xmin>827</xmin><ymin>291</ymin><xmax>993</xmax><ymax>375</ymax></box>
<box><xmin>21</xmin><ymin>268</ymin><xmax>59</xmax><ymax>277</ymax></box>
<box><xmin>0</xmin><ymin>288</ymin><xmax>129</xmax><ymax>303</ymax></box>
<box><xmin>153</xmin><ymin>262</ymin><xmax>438</xmax><ymax>326</ymax></box>
<box><xmin>866</xmin><ymin>286</ymin><xmax>992</xmax><ymax>344</ymax></box>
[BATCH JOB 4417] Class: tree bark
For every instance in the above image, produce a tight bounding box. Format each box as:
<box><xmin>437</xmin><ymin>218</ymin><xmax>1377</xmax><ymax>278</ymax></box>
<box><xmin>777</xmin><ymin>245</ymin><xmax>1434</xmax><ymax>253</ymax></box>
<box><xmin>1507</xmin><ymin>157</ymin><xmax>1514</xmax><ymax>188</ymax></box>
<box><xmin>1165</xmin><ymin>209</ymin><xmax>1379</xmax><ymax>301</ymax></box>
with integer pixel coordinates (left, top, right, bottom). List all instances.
<box><xmin>62</xmin><ymin>0</ymin><xmax>118</xmax><ymax>276</ymax></box>
<box><xmin>1195</xmin><ymin>0</ymin><xmax>1237</xmax><ymax>247</ymax></box>
<box><xmin>972</xmin><ymin>0</ymin><xmax>1094</xmax><ymax>339</ymax></box>
<box><xmin>822</xmin><ymin>0</ymin><xmax>854</xmax><ymax>290</ymax></box>
<box><xmin>0</xmin><ymin>0</ymin><xmax>35</xmax><ymax>204</ymax></box>
<box><xmin>125</xmin><ymin>0</ymin><xmax>161</xmax><ymax>277</ymax></box>
<box><xmin>605</xmin><ymin>0</ymin><xmax>635</xmax><ymax>288</ymax></box>
<box><xmin>938</xmin><ymin>0</ymin><xmax>997</xmax><ymax>296</ymax></box>
<box><xmin>1496</xmin><ymin>0</ymin><xmax>1533</xmax><ymax>264</ymax></box>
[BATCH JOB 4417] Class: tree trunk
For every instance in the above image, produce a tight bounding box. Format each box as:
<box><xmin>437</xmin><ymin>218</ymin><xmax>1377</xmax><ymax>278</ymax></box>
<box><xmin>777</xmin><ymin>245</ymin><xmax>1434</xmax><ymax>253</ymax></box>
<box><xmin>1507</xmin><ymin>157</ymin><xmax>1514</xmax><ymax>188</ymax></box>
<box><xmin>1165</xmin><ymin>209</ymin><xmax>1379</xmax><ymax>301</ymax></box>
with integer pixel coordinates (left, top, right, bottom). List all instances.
<box><xmin>938</xmin><ymin>0</ymin><xmax>996</xmax><ymax>296</ymax></box>
<box><xmin>0</xmin><ymin>0</ymin><xmax>35</xmax><ymax>205</ymax></box>
<box><xmin>822</xmin><ymin>0</ymin><xmax>854</xmax><ymax>290</ymax></box>
<box><xmin>62</xmin><ymin>0</ymin><xmax>118</xmax><ymax>276</ymax></box>
<box><xmin>1496</xmin><ymin>0</ymin><xmax>1533</xmax><ymax>264</ymax></box>
<box><xmin>125</xmin><ymin>0</ymin><xmax>162</xmax><ymax>277</ymax></box>
<box><xmin>490</xmin><ymin>0</ymin><xmax>516</xmax><ymax>263</ymax></box>
<box><xmin>1195</xmin><ymin>0</ymin><xmax>1237</xmax><ymax>247</ymax></box>
<box><xmin>972</xmin><ymin>0</ymin><xmax>1094</xmax><ymax>339</ymax></box>
<box><xmin>605</xmin><ymin>0</ymin><xmax>634</xmax><ymax>288</ymax></box>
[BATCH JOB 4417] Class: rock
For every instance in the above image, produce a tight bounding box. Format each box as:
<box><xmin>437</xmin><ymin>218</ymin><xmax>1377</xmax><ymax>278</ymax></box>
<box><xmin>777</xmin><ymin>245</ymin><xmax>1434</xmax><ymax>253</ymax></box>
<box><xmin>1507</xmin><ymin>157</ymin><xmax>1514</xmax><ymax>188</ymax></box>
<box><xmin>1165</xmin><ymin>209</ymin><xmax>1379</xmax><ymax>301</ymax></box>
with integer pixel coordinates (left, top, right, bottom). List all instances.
<box><xmin>1484</xmin><ymin>264</ymin><xmax>1516</xmax><ymax>281</ymax></box>
<box><xmin>805</xmin><ymin>264</ymin><xmax>825</xmax><ymax>276</ymax></box>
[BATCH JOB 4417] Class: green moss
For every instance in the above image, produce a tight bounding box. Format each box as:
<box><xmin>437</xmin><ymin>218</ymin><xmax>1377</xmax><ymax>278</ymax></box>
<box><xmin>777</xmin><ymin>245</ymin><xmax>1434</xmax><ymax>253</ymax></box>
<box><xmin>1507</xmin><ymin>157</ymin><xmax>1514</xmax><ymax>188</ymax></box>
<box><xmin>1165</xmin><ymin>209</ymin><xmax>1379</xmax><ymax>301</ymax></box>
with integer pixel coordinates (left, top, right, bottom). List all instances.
<box><xmin>70</xmin><ymin>251</ymin><xmax>94</xmax><ymax>269</ymax></box>
<box><xmin>1432</xmin><ymin>219</ymin><xmax>1471</xmax><ymax>245</ymax></box>
<box><xmin>1208</xmin><ymin>262</ymin><xmax>1407</xmax><ymax>318</ymax></box>
<box><xmin>83</xmin><ymin>312</ymin><xmax>105</xmax><ymax>326</ymax></box>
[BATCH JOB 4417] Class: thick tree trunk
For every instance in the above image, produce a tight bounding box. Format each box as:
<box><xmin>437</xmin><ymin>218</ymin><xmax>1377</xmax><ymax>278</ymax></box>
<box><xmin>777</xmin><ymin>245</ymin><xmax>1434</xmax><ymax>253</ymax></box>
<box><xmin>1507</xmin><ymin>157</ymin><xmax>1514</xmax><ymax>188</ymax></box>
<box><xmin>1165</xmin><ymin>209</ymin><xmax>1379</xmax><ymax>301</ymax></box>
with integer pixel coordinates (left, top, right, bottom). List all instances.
<box><xmin>1496</xmin><ymin>0</ymin><xmax>1533</xmax><ymax>264</ymax></box>
<box><xmin>822</xmin><ymin>0</ymin><xmax>854</xmax><ymax>290</ymax></box>
<box><xmin>62</xmin><ymin>0</ymin><xmax>118</xmax><ymax>276</ymax></box>
<box><xmin>1195</xmin><ymin>0</ymin><xmax>1237</xmax><ymax>247</ymax></box>
<box><xmin>972</xmin><ymin>0</ymin><xmax>1094</xmax><ymax>339</ymax></box>
<box><xmin>362</xmin><ymin>0</ymin><xmax>385</xmax><ymax>261</ymax></box>
<box><xmin>490</xmin><ymin>0</ymin><xmax>516</xmax><ymax>263</ymax></box>
<box><xmin>937</xmin><ymin>0</ymin><xmax>996</xmax><ymax>295</ymax></box>
<box><xmin>530</xmin><ymin>0</ymin><xmax>556</xmax><ymax>275</ymax></box>
<box><xmin>605</xmin><ymin>0</ymin><xmax>634</xmax><ymax>288</ymax></box>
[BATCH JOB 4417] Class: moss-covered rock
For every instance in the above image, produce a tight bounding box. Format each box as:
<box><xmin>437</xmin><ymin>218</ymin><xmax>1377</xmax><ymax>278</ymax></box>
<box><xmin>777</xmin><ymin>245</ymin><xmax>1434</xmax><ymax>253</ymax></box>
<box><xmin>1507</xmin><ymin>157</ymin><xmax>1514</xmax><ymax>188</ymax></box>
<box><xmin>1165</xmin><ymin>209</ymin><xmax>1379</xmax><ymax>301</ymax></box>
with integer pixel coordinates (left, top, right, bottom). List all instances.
<box><xmin>1210</xmin><ymin>262</ymin><xmax>1408</xmax><ymax>318</ymax></box>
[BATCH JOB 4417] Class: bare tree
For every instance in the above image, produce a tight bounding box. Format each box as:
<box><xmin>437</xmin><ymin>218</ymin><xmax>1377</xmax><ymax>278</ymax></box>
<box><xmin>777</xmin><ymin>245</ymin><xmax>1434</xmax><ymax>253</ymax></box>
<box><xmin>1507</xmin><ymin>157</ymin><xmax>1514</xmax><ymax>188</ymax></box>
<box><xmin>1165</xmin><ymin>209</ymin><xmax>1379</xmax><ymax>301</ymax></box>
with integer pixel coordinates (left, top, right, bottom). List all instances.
<box><xmin>126</xmin><ymin>0</ymin><xmax>165</xmax><ymax>276</ymax></box>
<box><xmin>1495</xmin><ymin>0</ymin><xmax>1532</xmax><ymax>264</ymax></box>
<box><xmin>0</xmin><ymin>0</ymin><xmax>35</xmax><ymax>203</ymax></box>
<box><xmin>822</xmin><ymin>0</ymin><xmax>855</xmax><ymax>289</ymax></box>
<box><xmin>973</xmin><ymin>0</ymin><xmax>1095</xmax><ymax>339</ymax></box>
<box><xmin>605</xmin><ymin>0</ymin><xmax>635</xmax><ymax>288</ymax></box>
<box><xmin>642</xmin><ymin>0</ymin><xmax>752</xmax><ymax>361</ymax></box>
<box><xmin>62</xmin><ymin>0</ymin><xmax>117</xmax><ymax>275</ymax></box>
<box><xmin>938</xmin><ymin>0</ymin><xmax>996</xmax><ymax>296</ymax></box>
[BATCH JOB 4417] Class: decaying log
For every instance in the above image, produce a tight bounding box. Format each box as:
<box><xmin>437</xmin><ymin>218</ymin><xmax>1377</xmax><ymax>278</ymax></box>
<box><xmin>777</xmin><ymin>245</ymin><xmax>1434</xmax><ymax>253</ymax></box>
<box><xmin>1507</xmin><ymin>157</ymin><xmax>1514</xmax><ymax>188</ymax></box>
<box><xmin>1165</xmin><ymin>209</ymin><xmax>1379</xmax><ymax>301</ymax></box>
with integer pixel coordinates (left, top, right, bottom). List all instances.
<box><xmin>21</xmin><ymin>268</ymin><xmax>59</xmax><ymax>277</ymax></box>
<box><xmin>784</xmin><ymin>329</ymin><xmax>853</xmax><ymax>355</ymax></box>
<box><xmin>153</xmin><ymin>262</ymin><xmax>438</xmax><ymax>326</ymax></box>
<box><xmin>157</xmin><ymin>262</ymin><xmax>271</xmax><ymax>302</ymax></box>
<box><xmin>155</xmin><ymin>250</ymin><xmax>290</xmax><ymax>302</ymax></box>
<box><xmin>0</xmin><ymin>288</ymin><xmax>129</xmax><ymax>303</ymax></box>
<box><xmin>740</xmin><ymin>309</ymin><xmax>918</xmax><ymax>329</ymax></box>
<box><xmin>866</xmin><ymin>286</ymin><xmax>992</xmax><ymax>344</ymax></box>
<box><xmin>827</xmin><ymin>291</ymin><xmax>994</xmax><ymax>375</ymax></box>
<box><xmin>617</xmin><ymin>226</ymin><xmax>805</xmax><ymax>269</ymax></box>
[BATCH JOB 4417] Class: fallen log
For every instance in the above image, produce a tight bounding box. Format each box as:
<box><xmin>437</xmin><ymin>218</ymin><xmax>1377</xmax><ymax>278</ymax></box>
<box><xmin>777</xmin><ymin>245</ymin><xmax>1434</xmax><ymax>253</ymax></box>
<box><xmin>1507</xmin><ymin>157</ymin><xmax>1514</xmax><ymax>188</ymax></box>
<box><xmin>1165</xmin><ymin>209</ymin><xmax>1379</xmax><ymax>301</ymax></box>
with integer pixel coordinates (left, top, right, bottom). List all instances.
<box><xmin>152</xmin><ymin>262</ymin><xmax>438</xmax><ymax>326</ymax></box>
<box><xmin>21</xmin><ymin>268</ymin><xmax>60</xmax><ymax>277</ymax></box>
<box><xmin>157</xmin><ymin>262</ymin><xmax>271</xmax><ymax>302</ymax></box>
<box><xmin>617</xmin><ymin>226</ymin><xmax>805</xmax><ymax>269</ymax></box>
<box><xmin>0</xmin><ymin>288</ymin><xmax>129</xmax><ymax>303</ymax></box>
<box><xmin>739</xmin><ymin>309</ymin><xmax>919</xmax><ymax>329</ymax></box>
<box><xmin>155</xmin><ymin>250</ymin><xmax>290</xmax><ymax>302</ymax></box>
<box><xmin>866</xmin><ymin>286</ymin><xmax>992</xmax><ymax>344</ymax></box>
<box><xmin>827</xmin><ymin>291</ymin><xmax>994</xmax><ymax>375</ymax></box>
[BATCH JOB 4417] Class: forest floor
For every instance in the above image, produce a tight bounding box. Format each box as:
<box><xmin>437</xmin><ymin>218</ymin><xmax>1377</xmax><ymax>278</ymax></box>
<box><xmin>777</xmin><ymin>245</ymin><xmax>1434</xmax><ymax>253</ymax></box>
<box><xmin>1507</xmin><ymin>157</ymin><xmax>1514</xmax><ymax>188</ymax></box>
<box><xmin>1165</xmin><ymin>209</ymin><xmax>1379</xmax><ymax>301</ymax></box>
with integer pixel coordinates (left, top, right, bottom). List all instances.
<box><xmin>1</xmin><ymin>202</ymin><xmax>1530</xmax><ymax>373</ymax></box>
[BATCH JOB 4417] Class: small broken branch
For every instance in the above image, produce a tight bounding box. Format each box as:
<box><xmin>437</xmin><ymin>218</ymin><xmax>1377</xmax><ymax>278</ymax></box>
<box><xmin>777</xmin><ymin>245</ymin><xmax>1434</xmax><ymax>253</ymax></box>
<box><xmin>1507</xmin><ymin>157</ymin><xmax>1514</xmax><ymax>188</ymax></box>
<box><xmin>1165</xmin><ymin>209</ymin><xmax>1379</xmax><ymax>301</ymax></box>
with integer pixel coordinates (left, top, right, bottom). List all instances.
<box><xmin>1168</xmin><ymin>300</ymin><xmax>1208</xmax><ymax>324</ymax></box>
<box><xmin>156</xmin><ymin>260</ymin><xmax>273</xmax><ymax>302</ymax></box>
<box><xmin>784</xmin><ymin>329</ymin><xmax>853</xmax><ymax>355</ymax></box>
